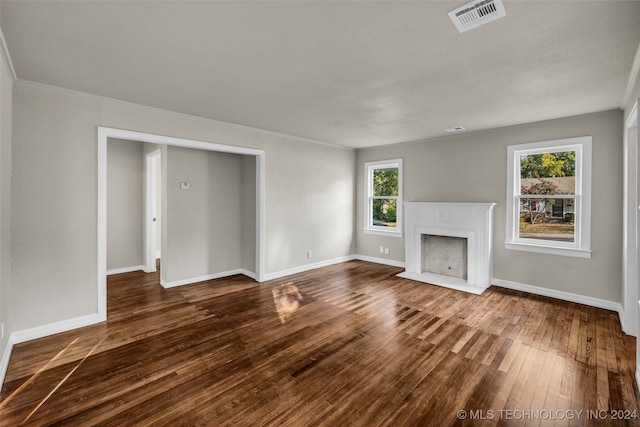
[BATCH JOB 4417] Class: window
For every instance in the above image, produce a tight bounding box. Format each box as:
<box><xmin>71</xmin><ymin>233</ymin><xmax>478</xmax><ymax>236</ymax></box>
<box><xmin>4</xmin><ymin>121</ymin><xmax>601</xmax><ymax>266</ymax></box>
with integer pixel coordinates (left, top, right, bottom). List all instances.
<box><xmin>365</xmin><ymin>159</ymin><xmax>403</xmax><ymax>237</ymax></box>
<box><xmin>506</xmin><ymin>136</ymin><xmax>591</xmax><ymax>258</ymax></box>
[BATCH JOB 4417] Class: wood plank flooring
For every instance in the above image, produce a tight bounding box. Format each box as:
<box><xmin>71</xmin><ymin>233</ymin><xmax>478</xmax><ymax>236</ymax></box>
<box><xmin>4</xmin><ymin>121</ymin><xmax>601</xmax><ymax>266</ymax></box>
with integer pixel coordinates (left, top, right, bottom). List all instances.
<box><xmin>1</xmin><ymin>260</ymin><xmax>639</xmax><ymax>426</ymax></box>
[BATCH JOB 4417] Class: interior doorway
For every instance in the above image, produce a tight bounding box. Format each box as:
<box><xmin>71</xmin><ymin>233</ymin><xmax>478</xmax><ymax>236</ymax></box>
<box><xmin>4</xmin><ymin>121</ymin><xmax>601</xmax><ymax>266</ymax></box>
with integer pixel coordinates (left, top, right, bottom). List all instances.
<box><xmin>144</xmin><ymin>149</ymin><xmax>162</xmax><ymax>273</ymax></box>
<box><xmin>97</xmin><ymin>127</ymin><xmax>266</xmax><ymax>322</ymax></box>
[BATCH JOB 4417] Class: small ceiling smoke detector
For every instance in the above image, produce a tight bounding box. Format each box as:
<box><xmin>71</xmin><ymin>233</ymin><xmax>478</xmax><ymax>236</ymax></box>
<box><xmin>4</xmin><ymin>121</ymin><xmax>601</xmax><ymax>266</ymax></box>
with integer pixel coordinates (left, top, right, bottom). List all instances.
<box><xmin>448</xmin><ymin>0</ymin><xmax>506</xmax><ymax>33</ymax></box>
<box><xmin>444</xmin><ymin>125</ymin><xmax>466</xmax><ymax>133</ymax></box>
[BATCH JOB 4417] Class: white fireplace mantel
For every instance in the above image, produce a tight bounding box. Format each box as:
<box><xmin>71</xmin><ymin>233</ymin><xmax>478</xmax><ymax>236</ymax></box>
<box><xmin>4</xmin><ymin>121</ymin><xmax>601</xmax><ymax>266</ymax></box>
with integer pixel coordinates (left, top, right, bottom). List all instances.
<box><xmin>398</xmin><ymin>202</ymin><xmax>496</xmax><ymax>294</ymax></box>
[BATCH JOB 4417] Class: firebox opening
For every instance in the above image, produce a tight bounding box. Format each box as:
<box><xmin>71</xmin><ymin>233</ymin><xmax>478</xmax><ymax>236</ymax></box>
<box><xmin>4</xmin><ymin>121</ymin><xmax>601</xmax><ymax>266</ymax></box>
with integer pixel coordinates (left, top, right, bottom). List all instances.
<box><xmin>421</xmin><ymin>235</ymin><xmax>468</xmax><ymax>280</ymax></box>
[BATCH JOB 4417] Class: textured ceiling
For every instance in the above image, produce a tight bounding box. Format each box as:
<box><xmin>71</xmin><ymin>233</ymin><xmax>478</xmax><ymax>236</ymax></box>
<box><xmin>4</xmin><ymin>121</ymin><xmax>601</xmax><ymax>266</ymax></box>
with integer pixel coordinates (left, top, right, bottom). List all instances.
<box><xmin>2</xmin><ymin>1</ymin><xmax>639</xmax><ymax>148</ymax></box>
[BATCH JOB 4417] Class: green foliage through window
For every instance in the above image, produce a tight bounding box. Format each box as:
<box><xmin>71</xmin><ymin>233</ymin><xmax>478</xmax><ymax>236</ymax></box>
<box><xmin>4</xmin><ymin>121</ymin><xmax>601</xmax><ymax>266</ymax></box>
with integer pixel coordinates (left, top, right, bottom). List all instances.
<box><xmin>372</xmin><ymin>199</ymin><xmax>397</xmax><ymax>225</ymax></box>
<box><xmin>373</xmin><ymin>168</ymin><xmax>398</xmax><ymax>196</ymax></box>
<box><xmin>520</xmin><ymin>151</ymin><xmax>575</xmax><ymax>178</ymax></box>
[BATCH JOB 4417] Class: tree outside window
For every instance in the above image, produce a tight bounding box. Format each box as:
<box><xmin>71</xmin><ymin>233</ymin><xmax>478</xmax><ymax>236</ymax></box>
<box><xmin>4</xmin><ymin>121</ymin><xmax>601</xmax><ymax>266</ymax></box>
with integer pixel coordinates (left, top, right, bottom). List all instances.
<box><xmin>372</xmin><ymin>167</ymin><xmax>398</xmax><ymax>227</ymax></box>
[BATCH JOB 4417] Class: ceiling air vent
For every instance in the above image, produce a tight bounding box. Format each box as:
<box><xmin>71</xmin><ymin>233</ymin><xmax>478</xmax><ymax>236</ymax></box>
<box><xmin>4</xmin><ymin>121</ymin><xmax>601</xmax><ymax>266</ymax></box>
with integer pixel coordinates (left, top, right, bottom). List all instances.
<box><xmin>448</xmin><ymin>0</ymin><xmax>506</xmax><ymax>33</ymax></box>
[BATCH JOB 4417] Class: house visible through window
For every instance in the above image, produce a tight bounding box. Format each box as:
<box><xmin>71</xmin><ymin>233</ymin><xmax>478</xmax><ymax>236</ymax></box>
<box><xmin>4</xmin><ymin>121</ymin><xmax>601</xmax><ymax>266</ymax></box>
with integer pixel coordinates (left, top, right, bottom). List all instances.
<box><xmin>506</xmin><ymin>137</ymin><xmax>591</xmax><ymax>258</ymax></box>
<box><xmin>365</xmin><ymin>159</ymin><xmax>403</xmax><ymax>237</ymax></box>
<box><xmin>519</xmin><ymin>151</ymin><xmax>576</xmax><ymax>242</ymax></box>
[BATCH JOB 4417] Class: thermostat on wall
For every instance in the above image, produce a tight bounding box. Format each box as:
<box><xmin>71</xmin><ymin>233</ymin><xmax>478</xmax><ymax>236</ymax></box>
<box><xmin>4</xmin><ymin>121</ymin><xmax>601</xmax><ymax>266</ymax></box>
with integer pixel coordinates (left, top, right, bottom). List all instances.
<box><xmin>180</xmin><ymin>181</ymin><xmax>190</xmax><ymax>190</ymax></box>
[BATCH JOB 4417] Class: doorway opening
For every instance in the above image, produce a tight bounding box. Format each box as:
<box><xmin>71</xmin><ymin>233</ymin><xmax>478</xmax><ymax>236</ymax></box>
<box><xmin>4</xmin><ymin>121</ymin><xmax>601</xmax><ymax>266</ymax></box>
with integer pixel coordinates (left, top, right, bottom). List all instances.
<box><xmin>98</xmin><ymin>127</ymin><xmax>266</xmax><ymax>321</ymax></box>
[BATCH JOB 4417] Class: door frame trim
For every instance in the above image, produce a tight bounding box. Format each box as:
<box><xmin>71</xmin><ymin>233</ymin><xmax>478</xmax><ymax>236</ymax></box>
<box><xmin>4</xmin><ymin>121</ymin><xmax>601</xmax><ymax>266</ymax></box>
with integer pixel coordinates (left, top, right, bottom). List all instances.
<box><xmin>623</xmin><ymin>101</ymin><xmax>638</xmax><ymax>337</ymax></box>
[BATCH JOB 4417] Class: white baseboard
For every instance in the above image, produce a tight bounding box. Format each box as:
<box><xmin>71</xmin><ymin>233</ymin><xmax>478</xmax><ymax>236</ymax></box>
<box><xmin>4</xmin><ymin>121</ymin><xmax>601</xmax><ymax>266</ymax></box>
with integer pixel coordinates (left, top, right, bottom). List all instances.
<box><xmin>263</xmin><ymin>254</ymin><xmax>405</xmax><ymax>282</ymax></box>
<box><xmin>239</xmin><ymin>269</ymin><xmax>257</xmax><ymax>281</ymax></box>
<box><xmin>263</xmin><ymin>256</ymin><xmax>355</xmax><ymax>281</ymax></box>
<box><xmin>0</xmin><ymin>337</ymin><xmax>14</xmax><ymax>390</ymax></box>
<box><xmin>10</xmin><ymin>313</ymin><xmax>102</xmax><ymax>344</ymax></box>
<box><xmin>161</xmin><ymin>268</ymin><xmax>252</xmax><ymax>288</ymax></box>
<box><xmin>106</xmin><ymin>265</ymin><xmax>145</xmax><ymax>275</ymax></box>
<box><xmin>619</xmin><ymin>312</ymin><xmax>629</xmax><ymax>336</ymax></box>
<box><xmin>352</xmin><ymin>254</ymin><xmax>405</xmax><ymax>268</ymax></box>
<box><xmin>0</xmin><ymin>313</ymin><xmax>102</xmax><ymax>389</ymax></box>
<box><xmin>492</xmin><ymin>278</ymin><xmax>624</xmax><ymax>315</ymax></box>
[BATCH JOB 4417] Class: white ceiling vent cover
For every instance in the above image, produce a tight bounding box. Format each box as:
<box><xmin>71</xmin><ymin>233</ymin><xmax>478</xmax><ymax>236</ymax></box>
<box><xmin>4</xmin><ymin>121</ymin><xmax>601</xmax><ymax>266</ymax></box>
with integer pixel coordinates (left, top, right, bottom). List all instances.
<box><xmin>448</xmin><ymin>0</ymin><xmax>506</xmax><ymax>33</ymax></box>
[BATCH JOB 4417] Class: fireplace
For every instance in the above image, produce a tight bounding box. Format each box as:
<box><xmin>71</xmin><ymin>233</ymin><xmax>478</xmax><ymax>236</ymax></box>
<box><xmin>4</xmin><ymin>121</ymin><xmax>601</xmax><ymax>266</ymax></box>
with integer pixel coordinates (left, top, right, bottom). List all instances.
<box><xmin>398</xmin><ymin>202</ymin><xmax>496</xmax><ymax>294</ymax></box>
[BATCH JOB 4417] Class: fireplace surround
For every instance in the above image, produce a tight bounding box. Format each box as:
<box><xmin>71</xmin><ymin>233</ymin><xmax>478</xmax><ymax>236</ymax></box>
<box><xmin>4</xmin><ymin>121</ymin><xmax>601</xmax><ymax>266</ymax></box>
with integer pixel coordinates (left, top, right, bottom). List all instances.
<box><xmin>398</xmin><ymin>202</ymin><xmax>496</xmax><ymax>294</ymax></box>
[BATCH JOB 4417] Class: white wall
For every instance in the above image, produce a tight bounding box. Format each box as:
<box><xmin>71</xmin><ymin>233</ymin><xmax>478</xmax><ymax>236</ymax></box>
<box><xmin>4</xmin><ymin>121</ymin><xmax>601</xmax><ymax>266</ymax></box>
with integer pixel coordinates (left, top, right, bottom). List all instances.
<box><xmin>9</xmin><ymin>80</ymin><xmax>356</xmax><ymax>331</ymax></box>
<box><xmin>356</xmin><ymin>110</ymin><xmax>623</xmax><ymax>303</ymax></box>
<box><xmin>107</xmin><ymin>138</ymin><xmax>144</xmax><ymax>270</ymax></box>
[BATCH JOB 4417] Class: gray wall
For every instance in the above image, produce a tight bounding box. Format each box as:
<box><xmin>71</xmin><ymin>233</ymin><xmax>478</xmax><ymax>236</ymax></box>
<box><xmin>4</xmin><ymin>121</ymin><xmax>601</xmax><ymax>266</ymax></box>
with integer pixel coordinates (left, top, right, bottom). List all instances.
<box><xmin>0</xmin><ymin>27</ymin><xmax>13</xmax><ymax>368</ymax></box>
<box><xmin>107</xmin><ymin>138</ymin><xmax>143</xmax><ymax>270</ymax></box>
<box><xmin>356</xmin><ymin>110</ymin><xmax>623</xmax><ymax>303</ymax></box>
<box><xmin>9</xmin><ymin>80</ymin><xmax>355</xmax><ymax>331</ymax></box>
<box><xmin>163</xmin><ymin>146</ymin><xmax>248</xmax><ymax>283</ymax></box>
<box><xmin>12</xmin><ymin>83</ymin><xmax>100</xmax><ymax>330</ymax></box>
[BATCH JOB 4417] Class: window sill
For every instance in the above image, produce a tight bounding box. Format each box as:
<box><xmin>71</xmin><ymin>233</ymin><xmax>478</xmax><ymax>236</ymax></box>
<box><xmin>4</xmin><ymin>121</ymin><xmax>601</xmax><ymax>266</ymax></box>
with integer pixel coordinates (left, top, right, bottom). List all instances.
<box><xmin>364</xmin><ymin>229</ymin><xmax>403</xmax><ymax>238</ymax></box>
<box><xmin>505</xmin><ymin>241</ymin><xmax>591</xmax><ymax>259</ymax></box>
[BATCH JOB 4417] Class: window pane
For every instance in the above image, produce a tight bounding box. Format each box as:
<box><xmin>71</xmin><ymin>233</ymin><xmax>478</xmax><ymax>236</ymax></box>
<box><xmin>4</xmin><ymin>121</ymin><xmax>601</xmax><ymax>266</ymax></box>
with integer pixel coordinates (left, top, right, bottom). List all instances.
<box><xmin>372</xmin><ymin>198</ymin><xmax>397</xmax><ymax>228</ymax></box>
<box><xmin>518</xmin><ymin>197</ymin><xmax>575</xmax><ymax>242</ymax></box>
<box><xmin>520</xmin><ymin>151</ymin><xmax>575</xmax><ymax>195</ymax></box>
<box><xmin>373</xmin><ymin>168</ymin><xmax>398</xmax><ymax>197</ymax></box>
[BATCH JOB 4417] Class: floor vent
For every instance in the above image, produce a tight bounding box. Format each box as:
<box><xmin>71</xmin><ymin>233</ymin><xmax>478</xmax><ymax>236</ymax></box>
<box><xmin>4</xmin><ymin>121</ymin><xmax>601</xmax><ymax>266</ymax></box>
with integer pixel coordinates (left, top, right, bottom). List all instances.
<box><xmin>448</xmin><ymin>0</ymin><xmax>506</xmax><ymax>33</ymax></box>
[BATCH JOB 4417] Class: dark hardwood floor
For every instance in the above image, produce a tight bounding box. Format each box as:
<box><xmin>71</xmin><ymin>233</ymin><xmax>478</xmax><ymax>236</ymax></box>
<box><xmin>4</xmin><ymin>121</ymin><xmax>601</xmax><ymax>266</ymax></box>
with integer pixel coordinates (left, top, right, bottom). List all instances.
<box><xmin>1</xmin><ymin>260</ymin><xmax>639</xmax><ymax>426</ymax></box>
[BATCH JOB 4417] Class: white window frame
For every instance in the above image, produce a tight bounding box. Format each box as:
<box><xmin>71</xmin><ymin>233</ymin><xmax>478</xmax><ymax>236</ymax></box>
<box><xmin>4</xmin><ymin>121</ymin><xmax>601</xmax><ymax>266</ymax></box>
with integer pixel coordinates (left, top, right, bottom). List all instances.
<box><xmin>364</xmin><ymin>159</ymin><xmax>403</xmax><ymax>238</ymax></box>
<box><xmin>505</xmin><ymin>136</ymin><xmax>592</xmax><ymax>258</ymax></box>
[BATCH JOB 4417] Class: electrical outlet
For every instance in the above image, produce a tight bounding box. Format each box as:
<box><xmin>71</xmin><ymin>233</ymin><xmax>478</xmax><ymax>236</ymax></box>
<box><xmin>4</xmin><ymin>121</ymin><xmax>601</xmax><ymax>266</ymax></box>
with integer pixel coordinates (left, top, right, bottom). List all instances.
<box><xmin>307</xmin><ymin>250</ymin><xmax>313</xmax><ymax>259</ymax></box>
<box><xmin>379</xmin><ymin>246</ymin><xmax>384</xmax><ymax>254</ymax></box>
<box><xmin>384</xmin><ymin>248</ymin><xmax>390</xmax><ymax>255</ymax></box>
